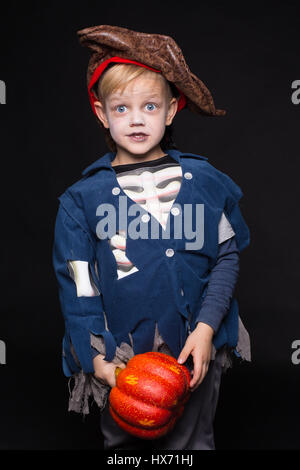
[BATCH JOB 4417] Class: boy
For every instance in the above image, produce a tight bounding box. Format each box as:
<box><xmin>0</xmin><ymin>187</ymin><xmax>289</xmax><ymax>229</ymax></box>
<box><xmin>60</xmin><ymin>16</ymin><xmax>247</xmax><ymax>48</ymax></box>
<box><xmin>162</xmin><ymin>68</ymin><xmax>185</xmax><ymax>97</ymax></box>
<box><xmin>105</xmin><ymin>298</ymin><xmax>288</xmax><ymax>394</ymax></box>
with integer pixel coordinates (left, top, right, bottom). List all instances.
<box><xmin>52</xmin><ymin>25</ymin><xmax>251</xmax><ymax>450</ymax></box>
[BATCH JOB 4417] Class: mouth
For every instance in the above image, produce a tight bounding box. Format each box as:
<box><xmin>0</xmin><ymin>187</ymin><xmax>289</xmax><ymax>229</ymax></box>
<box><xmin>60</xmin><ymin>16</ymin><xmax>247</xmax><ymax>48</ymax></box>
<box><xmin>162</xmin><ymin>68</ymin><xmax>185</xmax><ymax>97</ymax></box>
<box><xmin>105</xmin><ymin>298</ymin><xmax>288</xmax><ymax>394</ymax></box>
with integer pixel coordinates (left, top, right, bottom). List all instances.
<box><xmin>127</xmin><ymin>132</ymin><xmax>149</xmax><ymax>142</ymax></box>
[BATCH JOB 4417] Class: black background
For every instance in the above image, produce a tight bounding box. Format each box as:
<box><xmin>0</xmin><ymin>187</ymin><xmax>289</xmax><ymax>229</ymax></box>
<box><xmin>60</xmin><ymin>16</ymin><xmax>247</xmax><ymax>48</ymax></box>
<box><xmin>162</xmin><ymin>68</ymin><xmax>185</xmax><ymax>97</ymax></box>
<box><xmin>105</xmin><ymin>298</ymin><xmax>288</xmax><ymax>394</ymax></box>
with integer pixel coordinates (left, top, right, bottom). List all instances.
<box><xmin>0</xmin><ymin>1</ymin><xmax>299</xmax><ymax>450</ymax></box>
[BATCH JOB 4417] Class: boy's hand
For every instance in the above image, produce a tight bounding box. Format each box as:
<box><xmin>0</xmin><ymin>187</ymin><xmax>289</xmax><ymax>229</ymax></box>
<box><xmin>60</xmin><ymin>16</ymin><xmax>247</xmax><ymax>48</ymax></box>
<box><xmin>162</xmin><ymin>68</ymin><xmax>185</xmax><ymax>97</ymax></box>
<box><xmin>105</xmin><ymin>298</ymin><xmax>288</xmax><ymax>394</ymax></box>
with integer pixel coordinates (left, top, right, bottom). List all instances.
<box><xmin>177</xmin><ymin>322</ymin><xmax>214</xmax><ymax>392</ymax></box>
<box><xmin>93</xmin><ymin>354</ymin><xmax>126</xmax><ymax>388</ymax></box>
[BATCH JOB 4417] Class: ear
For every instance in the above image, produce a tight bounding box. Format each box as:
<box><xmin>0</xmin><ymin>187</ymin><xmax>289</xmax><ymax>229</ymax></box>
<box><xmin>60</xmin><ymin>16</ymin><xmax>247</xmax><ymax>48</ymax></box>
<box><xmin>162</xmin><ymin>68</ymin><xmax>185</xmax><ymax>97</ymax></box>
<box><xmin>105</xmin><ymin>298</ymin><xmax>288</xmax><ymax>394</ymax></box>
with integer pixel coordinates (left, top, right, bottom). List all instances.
<box><xmin>94</xmin><ymin>100</ymin><xmax>109</xmax><ymax>129</ymax></box>
<box><xmin>166</xmin><ymin>97</ymin><xmax>179</xmax><ymax>126</ymax></box>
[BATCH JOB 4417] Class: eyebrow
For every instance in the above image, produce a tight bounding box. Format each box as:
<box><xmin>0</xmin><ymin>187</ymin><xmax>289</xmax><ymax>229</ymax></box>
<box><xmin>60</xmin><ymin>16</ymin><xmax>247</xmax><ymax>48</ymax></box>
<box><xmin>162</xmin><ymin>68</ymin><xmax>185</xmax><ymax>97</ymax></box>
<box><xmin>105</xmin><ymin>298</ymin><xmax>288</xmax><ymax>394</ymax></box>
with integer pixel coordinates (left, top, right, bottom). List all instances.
<box><xmin>108</xmin><ymin>93</ymin><xmax>162</xmax><ymax>102</ymax></box>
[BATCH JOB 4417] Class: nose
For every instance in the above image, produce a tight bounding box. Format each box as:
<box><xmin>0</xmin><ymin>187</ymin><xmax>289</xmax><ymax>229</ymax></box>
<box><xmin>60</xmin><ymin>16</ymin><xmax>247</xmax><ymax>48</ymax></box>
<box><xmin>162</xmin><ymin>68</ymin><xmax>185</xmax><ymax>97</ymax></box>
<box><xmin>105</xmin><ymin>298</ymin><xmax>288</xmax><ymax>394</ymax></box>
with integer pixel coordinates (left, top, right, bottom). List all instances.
<box><xmin>129</xmin><ymin>108</ymin><xmax>145</xmax><ymax>127</ymax></box>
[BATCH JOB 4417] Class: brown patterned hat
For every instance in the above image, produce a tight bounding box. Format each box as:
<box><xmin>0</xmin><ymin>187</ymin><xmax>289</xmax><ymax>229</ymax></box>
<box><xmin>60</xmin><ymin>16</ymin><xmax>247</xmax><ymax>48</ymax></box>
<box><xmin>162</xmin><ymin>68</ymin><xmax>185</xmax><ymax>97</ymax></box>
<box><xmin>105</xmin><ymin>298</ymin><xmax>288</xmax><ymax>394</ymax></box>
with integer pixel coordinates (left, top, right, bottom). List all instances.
<box><xmin>77</xmin><ymin>24</ymin><xmax>226</xmax><ymax>118</ymax></box>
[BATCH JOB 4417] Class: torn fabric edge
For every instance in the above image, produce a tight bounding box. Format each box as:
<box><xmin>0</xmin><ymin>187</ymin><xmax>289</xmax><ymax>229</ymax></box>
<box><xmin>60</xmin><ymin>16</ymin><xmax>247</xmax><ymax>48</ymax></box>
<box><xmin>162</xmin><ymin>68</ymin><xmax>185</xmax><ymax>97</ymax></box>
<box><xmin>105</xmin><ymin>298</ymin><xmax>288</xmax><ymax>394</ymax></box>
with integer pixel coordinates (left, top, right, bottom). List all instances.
<box><xmin>67</xmin><ymin>318</ymin><xmax>251</xmax><ymax>415</ymax></box>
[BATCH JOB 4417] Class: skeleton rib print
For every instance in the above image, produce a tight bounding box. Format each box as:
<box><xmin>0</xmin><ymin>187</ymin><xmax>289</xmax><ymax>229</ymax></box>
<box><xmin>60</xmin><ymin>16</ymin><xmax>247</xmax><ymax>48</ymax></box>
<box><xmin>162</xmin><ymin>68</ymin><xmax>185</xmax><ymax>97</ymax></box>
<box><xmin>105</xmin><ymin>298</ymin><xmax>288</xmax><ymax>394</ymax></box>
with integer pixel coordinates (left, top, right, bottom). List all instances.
<box><xmin>109</xmin><ymin>161</ymin><xmax>182</xmax><ymax>279</ymax></box>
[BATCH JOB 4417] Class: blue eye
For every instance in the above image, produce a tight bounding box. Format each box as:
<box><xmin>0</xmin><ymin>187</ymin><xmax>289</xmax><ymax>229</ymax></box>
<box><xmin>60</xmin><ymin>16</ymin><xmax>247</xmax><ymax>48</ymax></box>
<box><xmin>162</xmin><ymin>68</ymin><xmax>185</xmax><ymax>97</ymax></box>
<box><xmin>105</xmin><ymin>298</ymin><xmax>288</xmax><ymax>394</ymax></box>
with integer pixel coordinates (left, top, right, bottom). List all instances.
<box><xmin>116</xmin><ymin>105</ymin><xmax>127</xmax><ymax>113</ymax></box>
<box><xmin>146</xmin><ymin>103</ymin><xmax>156</xmax><ymax>111</ymax></box>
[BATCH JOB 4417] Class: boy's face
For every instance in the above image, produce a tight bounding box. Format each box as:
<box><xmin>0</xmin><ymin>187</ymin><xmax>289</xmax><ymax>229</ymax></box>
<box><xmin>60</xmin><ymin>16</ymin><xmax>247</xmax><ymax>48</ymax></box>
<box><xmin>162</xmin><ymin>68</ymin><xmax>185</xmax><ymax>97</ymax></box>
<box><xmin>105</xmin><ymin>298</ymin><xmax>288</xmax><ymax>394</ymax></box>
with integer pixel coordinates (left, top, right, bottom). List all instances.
<box><xmin>94</xmin><ymin>73</ymin><xmax>178</xmax><ymax>162</ymax></box>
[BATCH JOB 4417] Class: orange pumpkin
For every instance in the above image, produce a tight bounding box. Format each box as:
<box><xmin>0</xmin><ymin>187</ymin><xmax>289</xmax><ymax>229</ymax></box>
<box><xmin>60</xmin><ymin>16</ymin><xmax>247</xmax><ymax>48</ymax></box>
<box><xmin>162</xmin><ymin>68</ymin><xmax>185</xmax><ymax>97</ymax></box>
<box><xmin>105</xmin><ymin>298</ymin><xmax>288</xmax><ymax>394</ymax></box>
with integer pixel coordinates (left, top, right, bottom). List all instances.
<box><xmin>109</xmin><ymin>351</ymin><xmax>191</xmax><ymax>440</ymax></box>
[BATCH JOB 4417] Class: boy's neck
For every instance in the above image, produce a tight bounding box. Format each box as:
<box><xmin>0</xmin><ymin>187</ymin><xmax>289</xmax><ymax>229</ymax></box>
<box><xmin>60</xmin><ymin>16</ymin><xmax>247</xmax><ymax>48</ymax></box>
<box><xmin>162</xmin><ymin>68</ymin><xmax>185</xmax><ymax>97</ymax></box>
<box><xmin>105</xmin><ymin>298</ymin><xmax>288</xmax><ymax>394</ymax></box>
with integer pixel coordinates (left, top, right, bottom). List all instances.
<box><xmin>111</xmin><ymin>145</ymin><xmax>166</xmax><ymax>167</ymax></box>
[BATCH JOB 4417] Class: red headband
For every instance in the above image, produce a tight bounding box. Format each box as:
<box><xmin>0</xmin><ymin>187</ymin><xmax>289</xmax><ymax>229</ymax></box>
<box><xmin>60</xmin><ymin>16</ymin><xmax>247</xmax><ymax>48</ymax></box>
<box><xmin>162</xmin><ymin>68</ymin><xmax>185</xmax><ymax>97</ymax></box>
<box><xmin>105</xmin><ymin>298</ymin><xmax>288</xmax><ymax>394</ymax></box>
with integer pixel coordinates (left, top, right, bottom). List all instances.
<box><xmin>88</xmin><ymin>56</ymin><xmax>187</xmax><ymax>116</ymax></box>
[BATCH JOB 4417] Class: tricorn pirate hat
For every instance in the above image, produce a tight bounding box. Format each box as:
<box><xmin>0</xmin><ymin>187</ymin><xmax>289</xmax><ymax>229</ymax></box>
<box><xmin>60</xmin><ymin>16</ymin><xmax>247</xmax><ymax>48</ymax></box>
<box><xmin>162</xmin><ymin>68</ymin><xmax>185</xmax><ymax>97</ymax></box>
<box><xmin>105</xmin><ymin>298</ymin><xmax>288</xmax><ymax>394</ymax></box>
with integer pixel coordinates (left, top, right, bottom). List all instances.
<box><xmin>77</xmin><ymin>24</ymin><xmax>226</xmax><ymax>119</ymax></box>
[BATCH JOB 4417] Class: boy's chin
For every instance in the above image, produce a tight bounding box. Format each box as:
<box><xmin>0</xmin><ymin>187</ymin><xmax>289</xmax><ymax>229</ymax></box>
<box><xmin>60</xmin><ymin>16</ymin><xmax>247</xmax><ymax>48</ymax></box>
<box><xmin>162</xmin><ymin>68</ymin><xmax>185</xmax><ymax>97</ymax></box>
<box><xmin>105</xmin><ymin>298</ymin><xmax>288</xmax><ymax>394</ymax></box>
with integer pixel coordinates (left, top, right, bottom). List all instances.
<box><xmin>116</xmin><ymin>141</ymin><xmax>160</xmax><ymax>156</ymax></box>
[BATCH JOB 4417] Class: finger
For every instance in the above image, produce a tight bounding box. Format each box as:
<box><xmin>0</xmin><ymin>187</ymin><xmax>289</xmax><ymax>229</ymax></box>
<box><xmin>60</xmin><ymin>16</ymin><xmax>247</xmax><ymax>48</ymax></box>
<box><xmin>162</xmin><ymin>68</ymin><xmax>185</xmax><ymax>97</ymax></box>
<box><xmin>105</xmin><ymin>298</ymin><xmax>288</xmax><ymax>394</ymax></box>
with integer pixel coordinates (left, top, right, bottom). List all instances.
<box><xmin>190</xmin><ymin>360</ymin><xmax>210</xmax><ymax>390</ymax></box>
<box><xmin>189</xmin><ymin>362</ymin><xmax>202</xmax><ymax>388</ymax></box>
<box><xmin>197</xmin><ymin>362</ymin><xmax>209</xmax><ymax>386</ymax></box>
<box><xmin>177</xmin><ymin>346</ymin><xmax>191</xmax><ymax>365</ymax></box>
<box><xmin>189</xmin><ymin>349</ymin><xmax>202</xmax><ymax>384</ymax></box>
<box><xmin>117</xmin><ymin>362</ymin><xmax>126</xmax><ymax>369</ymax></box>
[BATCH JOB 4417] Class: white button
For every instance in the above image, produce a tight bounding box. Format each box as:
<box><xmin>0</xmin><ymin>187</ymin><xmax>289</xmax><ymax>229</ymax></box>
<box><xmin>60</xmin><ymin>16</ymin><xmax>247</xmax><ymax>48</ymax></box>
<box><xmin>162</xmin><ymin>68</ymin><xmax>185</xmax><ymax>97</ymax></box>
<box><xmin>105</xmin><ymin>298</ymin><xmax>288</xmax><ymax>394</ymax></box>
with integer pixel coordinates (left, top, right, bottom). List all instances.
<box><xmin>184</xmin><ymin>172</ymin><xmax>193</xmax><ymax>180</ymax></box>
<box><xmin>112</xmin><ymin>187</ymin><xmax>120</xmax><ymax>195</ymax></box>
<box><xmin>141</xmin><ymin>214</ymin><xmax>150</xmax><ymax>223</ymax></box>
<box><xmin>171</xmin><ymin>207</ymin><xmax>180</xmax><ymax>216</ymax></box>
<box><xmin>180</xmin><ymin>288</ymin><xmax>184</xmax><ymax>296</ymax></box>
<box><xmin>165</xmin><ymin>248</ymin><xmax>174</xmax><ymax>257</ymax></box>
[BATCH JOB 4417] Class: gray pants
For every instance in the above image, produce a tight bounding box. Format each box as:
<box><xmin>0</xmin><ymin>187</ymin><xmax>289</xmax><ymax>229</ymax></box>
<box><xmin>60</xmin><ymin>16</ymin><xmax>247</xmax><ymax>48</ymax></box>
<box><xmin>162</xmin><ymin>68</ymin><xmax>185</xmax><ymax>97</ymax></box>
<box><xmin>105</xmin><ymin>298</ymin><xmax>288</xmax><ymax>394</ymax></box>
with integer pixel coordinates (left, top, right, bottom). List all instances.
<box><xmin>100</xmin><ymin>348</ymin><xmax>224</xmax><ymax>450</ymax></box>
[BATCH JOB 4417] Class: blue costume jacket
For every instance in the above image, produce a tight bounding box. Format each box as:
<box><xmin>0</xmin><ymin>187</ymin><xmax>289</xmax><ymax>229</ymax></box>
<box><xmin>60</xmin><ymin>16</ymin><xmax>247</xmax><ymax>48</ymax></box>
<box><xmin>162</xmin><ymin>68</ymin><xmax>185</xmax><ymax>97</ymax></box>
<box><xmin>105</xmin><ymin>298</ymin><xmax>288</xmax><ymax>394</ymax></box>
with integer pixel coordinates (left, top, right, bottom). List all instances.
<box><xmin>52</xmin><ymin>149</ymin><xmax>250</xmax><ymax>377</ymax></box>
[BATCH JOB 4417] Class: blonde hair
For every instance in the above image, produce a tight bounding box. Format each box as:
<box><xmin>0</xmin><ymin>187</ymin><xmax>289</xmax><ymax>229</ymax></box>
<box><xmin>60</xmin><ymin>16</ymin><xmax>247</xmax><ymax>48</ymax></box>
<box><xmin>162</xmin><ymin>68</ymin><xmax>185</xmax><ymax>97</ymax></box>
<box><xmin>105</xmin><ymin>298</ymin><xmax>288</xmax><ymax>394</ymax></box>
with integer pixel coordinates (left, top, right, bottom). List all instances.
<box><xmin>92</xmin><ymin>63</ymin><xmax>178</xmax><ymax>152</ymax></box>
<box><xmin>94</xmin><ymin>63</ymin><xmax>173</xmax><ymax>104</ymax></box>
